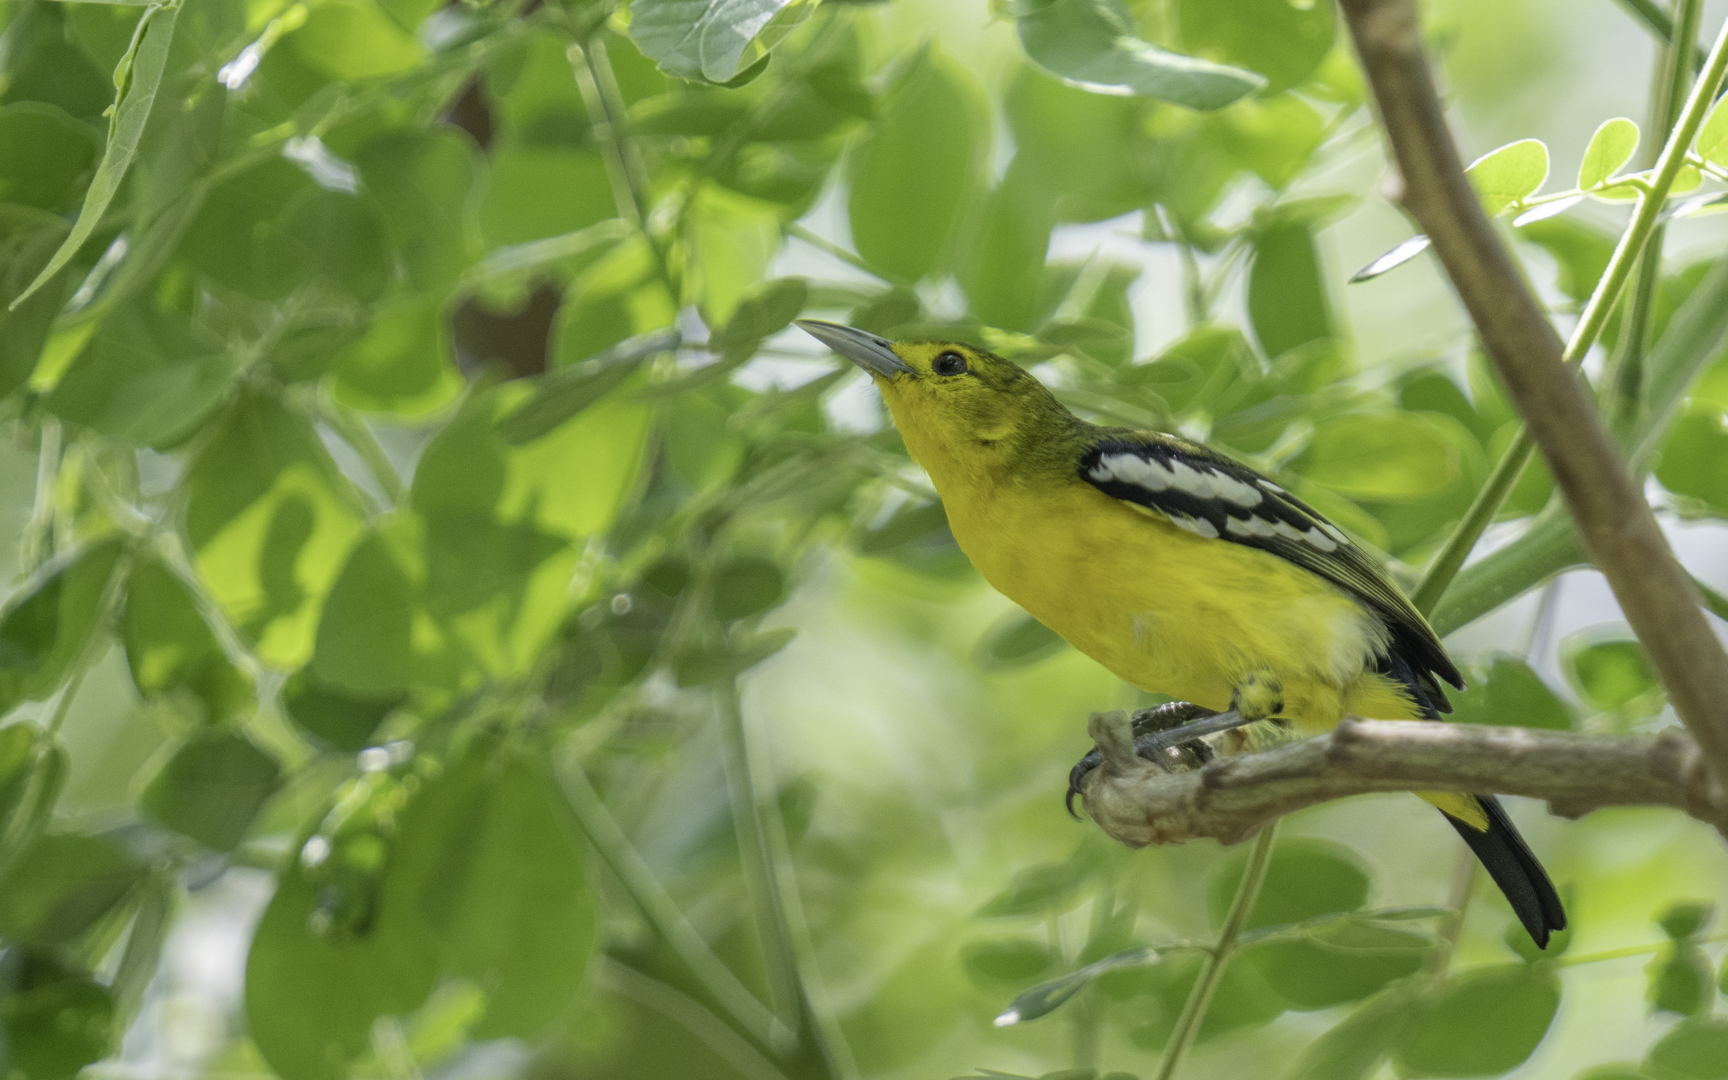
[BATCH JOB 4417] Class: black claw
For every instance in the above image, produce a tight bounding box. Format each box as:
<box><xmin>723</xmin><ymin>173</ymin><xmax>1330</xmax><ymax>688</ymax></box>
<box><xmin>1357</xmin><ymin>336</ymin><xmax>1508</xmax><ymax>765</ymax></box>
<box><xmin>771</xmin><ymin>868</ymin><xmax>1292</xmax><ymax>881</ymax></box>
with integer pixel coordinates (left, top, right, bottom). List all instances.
<box><xmin>1066</xmin><ymin>702</ymin><xmax>1221</xmax><ymax>817</ymax></box>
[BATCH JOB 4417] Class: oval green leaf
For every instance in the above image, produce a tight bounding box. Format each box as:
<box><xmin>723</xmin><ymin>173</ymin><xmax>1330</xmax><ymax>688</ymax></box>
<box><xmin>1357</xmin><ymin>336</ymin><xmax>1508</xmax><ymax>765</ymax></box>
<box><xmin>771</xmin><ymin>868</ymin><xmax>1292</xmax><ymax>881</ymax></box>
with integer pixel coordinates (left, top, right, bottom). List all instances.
<box><xmin>847</xmin><ymin>48</ymin><xmax>985</xmax><ymax>283</ymax></box>
<box><xmin>1394</xmin><ymin>963</ymin><xmax>1561</xmax><ymax>1077</ymax></box>
<box><xmin>1696</xmin><ymin>94</ymin><xmax>1728</xmax><ymax>170</ymax></box>
<box><xmin>1578</xmin><ymin>117</ymin><xmax>1639</xmax><ymax>190</ymax></box>
<box><xmin>1291</xmin><ymin>413</ymin><xmax>1459</xmax><ymax>501</ymax></box>
<box><xmin>1465</xmin><ymin>139</ymin><xmax>1549</xmax><ymax>216</ymax></box>
<box><xmin>1646</xmin><ymin>1017</ymin><xmax>1728</xmax><ymax>1079</ymax></box>
<box><xmin>1018</xmin><ymin>0</ymin><xmax>1265</xmax><ymax>110</ymax></box>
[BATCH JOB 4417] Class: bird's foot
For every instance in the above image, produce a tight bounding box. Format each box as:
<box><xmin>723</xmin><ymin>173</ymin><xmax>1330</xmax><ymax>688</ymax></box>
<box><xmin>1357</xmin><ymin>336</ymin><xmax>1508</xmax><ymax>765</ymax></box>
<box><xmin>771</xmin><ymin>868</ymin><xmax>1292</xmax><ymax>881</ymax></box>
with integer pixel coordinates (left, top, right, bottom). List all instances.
<box><xmin>1067</xmin><ymin>702</ymin><xmax>1234</xmax><ymax>817</ymax></box>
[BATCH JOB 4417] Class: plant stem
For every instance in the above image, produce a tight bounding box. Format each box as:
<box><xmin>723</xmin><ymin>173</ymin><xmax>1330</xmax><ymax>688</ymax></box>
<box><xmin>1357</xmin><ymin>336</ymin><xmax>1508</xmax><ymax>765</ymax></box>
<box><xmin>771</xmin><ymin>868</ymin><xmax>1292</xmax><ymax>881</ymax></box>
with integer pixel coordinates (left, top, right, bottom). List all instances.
<box><xmin>1407</xmin><ymin>12</ymin><xmax>1728</xmax><ymax>613</ymax></box>
<box><xmin>786</xmin><ymin>223</ymin><xmax>884</xmax><ymax>280</ymax></box>
<box><xmin>715</xmin><ymin>683</ymin><xmax>849</xmax><ymax>1077</ymax></box>
<box><xmin>1410</xmin><ymin>427</ymin><xmax>1532</xmax><ymax>616</ymax></box>
<box><xmin>603</xmin><ymin>959</ymin><xmax>797</xmax><ymax>1080</ymax></box>
<box><xmin>316</xmin><ymin>392</ymin><xmax>405</xmax><ymax>506</ymax></box>
<box><xmin>1606</xmin><ymin>0</ymin><xmax>1703</xmax><ymax>431</ymax></box>
<box><xmin>551</xmin><ymin>757</ymin><xmax>787</xmax><ymax>1052</ymax></box>
<box><xmin>1615</xmin><ymin>0</ymin><xmax>1712</xmax><ymax>71</ymax></box>
<box><xmin>22</xmin><ymin>418</ymin><xmax>62</xmax><ymax>573</ymax></box>
<box><xmin>1153</xmin><ymin>819</ymin><xmax>1280</xmax><ymax>1080</ymax></box>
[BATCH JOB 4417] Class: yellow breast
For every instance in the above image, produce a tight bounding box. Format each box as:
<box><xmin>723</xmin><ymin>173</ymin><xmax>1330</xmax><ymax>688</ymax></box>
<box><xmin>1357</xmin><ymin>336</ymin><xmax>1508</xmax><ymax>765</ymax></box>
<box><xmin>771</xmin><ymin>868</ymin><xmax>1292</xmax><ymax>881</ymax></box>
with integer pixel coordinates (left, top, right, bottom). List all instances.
<box><xmin>938</xmin><ymin>478</ymin><xmax>1413</xmax><ymax>730</ymax></box>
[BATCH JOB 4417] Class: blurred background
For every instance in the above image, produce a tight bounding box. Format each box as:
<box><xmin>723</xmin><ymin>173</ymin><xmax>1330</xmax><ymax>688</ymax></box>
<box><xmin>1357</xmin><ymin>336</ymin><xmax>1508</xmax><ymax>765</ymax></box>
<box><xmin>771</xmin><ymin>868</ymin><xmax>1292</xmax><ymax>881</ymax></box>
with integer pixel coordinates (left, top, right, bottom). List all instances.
<box><xmin>2</xmin><ymin>0</ymin><xmax>1727</xmax><ymax>1078</ymax></box>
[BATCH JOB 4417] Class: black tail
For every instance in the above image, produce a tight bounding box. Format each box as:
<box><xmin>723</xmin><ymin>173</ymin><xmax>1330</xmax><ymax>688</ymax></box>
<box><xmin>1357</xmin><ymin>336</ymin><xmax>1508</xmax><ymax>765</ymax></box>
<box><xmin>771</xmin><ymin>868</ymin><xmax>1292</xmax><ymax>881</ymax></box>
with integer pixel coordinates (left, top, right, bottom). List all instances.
<box><xmin>1442</xmin><ymin>795</ymin><xmax>1567</xmax><ymax>948</ymax></box>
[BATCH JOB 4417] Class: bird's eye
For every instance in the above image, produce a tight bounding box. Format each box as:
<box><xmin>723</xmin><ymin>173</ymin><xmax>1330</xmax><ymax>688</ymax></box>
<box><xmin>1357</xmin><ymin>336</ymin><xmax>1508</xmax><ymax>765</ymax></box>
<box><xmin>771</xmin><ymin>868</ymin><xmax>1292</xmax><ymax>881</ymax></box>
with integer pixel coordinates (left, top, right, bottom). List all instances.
<box><xmin>932</xmin><ymin>351</ymin><xmax>968</xmax><ymax>376</ymax></box>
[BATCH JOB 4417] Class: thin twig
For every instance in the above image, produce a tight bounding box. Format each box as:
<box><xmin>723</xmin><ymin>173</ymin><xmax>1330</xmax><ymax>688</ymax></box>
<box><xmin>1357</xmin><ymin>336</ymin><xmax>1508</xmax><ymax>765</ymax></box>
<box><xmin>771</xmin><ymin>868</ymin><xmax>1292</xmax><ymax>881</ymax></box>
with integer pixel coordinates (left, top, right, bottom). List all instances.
<box><xmin>716</xmin><ymin>684</ymin><xmax>847</xmax><ymax>1074</ymax></box>
<box><xmin>1339</xmin><ymin>0</ymin><xmax>1728</xmax><ymax>786</ymax></box>
<box><xmin>1152</xmin><ymin>820</ymin><xmax>1279</xmax><ymax>1080</ymax></box>
<box><xmin>551</xmin><ymin>757</ymin><xmax>788</xmax><ymax>1051</ymax></box>
<box><xmin>602</xmin><ymin>959</ymin><xmax>796</xmax><ymax>1080</ymax></box>
<box><xmin>21</xmin><ymin>418</ymin><xmax>62</xmax><ymax>573</ymax></box>
<box><xmin>1077</xmin><ymin>712</ymin><xmax>1728</xmax><ymax>848</ymax></box>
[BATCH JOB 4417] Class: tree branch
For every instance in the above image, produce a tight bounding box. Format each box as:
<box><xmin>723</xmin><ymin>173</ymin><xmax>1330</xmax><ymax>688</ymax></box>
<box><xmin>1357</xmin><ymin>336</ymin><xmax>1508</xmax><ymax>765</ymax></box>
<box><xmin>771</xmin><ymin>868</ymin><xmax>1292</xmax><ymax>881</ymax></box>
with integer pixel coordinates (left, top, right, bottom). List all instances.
<box><xmin>1077</xmin><ymin>712</ymin><xmax>1728</xmax><ymax>849</ymax></box>
<box><xmin>1336</xmin><ymin>0</ymin><xmax>1728</xmax><ymax>786</ymax></box>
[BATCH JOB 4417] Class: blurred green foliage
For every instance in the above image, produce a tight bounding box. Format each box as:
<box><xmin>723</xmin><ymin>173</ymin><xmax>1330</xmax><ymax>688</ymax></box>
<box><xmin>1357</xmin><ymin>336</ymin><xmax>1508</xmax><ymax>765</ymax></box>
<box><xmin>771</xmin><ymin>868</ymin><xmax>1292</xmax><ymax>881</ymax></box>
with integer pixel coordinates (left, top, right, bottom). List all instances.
<box><xmin>1</xmin><ymin>1</ymin><xmax>1727</xmax><ymax>1079</ymax></box>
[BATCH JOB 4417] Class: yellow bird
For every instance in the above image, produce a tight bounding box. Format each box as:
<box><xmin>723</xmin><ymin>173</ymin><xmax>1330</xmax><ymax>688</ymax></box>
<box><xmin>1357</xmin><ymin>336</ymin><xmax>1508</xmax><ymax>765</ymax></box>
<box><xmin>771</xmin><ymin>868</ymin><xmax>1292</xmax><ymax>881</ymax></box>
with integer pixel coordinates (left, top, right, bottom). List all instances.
<box><xmin>798</xmin><ymin>320</ymin><xmax>1566</xmax><ymax>947</ymax></box>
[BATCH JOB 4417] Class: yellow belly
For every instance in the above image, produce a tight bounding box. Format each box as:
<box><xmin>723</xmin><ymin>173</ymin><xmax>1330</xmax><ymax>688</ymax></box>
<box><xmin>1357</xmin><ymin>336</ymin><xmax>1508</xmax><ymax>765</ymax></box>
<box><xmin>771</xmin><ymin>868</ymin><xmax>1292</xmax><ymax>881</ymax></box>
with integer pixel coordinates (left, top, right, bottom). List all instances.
<box><xmin>943</xmin><ymin>481</ymin><xmax>1417</xmax><ymax>731</ymax></box>
<box><xmin>940</xmin><ymin>479</ymin><xmax>1487</xmax><ymax>830</ymax></box>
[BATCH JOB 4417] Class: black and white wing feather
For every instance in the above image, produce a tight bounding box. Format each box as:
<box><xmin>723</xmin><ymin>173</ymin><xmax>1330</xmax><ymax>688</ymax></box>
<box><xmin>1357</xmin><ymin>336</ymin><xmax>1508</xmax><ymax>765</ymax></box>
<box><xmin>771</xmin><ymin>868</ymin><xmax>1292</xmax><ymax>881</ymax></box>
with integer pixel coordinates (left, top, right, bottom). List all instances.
<box><xmin>1079</xmin><ymin>433</ymin><xmax>1464</xmax><ymax>708</ymax></box>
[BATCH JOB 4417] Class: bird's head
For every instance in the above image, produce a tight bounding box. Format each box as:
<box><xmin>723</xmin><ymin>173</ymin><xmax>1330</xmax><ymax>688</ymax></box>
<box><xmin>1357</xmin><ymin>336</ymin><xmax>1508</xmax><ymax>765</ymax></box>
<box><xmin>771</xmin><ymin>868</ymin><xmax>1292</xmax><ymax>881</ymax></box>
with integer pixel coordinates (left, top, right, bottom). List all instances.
<box><xmin>795</xmin><ymin>320</ymin><xmax>1077</xmax><ymax>485</ymax></box>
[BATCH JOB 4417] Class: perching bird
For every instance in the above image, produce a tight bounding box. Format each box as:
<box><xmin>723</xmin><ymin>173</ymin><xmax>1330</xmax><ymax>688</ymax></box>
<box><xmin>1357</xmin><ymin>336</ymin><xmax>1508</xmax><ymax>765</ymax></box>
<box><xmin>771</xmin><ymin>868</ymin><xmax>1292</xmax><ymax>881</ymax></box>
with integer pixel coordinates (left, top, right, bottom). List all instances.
<box><xmin>797</xmin><ymin>319</ymin><xmax>1566</xmax><ymax>948</ymax></box>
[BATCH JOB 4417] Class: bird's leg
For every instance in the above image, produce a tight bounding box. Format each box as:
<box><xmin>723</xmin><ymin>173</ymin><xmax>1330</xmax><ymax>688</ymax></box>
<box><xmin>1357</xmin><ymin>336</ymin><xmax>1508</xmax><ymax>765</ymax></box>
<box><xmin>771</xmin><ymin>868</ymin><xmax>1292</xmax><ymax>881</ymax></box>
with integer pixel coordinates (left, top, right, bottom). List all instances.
<box><xmin>1066</xmin><ymin>701</ymin><xmax>1221</xmax><ymax>816</ymax></box>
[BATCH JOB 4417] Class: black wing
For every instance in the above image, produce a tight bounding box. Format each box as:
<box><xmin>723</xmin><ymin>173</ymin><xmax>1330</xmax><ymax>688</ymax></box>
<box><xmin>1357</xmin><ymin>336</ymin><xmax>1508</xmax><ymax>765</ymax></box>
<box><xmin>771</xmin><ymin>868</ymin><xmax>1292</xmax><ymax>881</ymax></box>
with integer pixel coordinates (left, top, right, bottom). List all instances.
<box><xmin>1078</xmin><ymin>432</ymin><xmax>1463</xmax><ymax>707</ymax></box>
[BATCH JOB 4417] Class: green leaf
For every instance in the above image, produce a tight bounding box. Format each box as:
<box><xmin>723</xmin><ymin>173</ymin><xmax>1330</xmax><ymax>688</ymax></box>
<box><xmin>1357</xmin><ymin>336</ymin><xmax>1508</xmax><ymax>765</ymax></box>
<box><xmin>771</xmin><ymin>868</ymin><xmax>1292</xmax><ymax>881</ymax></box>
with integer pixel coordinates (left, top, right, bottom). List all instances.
<box><xmin>1572</xmin><ymin>1066</ymin><xmax>1656</xmax><ymax>1080</ymax></box>
<box><xmin>0</xmin><ymin>833</ymin><xmax>145</xmax><ymax>945</ymax></box>
<box><xmin>122</xmin><ymin>557</ymin><xmax>253</xmax><ymax>723</ymax></box>
<box><xmin>1210</xmin><ymin>838</ymin><xmax>1370</xmax><ymax>931</ymax></box>
<box><xmin>1216</xmin><ymin>93</ymin><xmax>1327</xmax><ymax>191</ymax></box>
<box><xmin>693</xmin><ymin>185</ymin><xmax>784</xmax><ymax>327</ymax></box>
<box><xmin>0</xmin><ymin>537</ymin><xmax>125</xmax><ymax>715</ymax></box>
<box><xmin>1658</xmin><ymin>901</ymin><xmax>1715</xmax><ymax>941</ymax></box>
<box><xmin>1657</xmin><ymin>406</ymin><xmax>1728</xmax><ymax>515</ymax></box>
<box><xmin>629</xmin><ymin>0</ymin><xmax>814</xmax><ymax>84</ymax></box>
<box><xmin>45</xmin><ymin>303</ymin><xmax>237</xmax><ymax>448</ymax></box>
<box><xmin>962</xmin><ymin>937</ymin><xmax>1056</xmax><ymax>987</ymax></box>
<box><xmin>1448</xmin><ymin>656</ymin><xmax>1573</xmax><ymax>731</ymax></box>
<box><xmin>1649</xmin><ymin>943</ymin><xmax>1715</xmax><ymax>1018</ymax></box>
<box><xmin>1016</xmin><ymin>0</ymin><xmax>1264</xmax><ymax>110</ymax></box>
<box><xmin>281</xmin><ymin>669</ymin><xmax>404</xmax><ymax>751</ymax></box>
<box><xmin>245</xmin><ymin>824</ymin><xmax>438</xmax><ymax>1080</ymax></box>
<box><xmin>312</xmin><ymin>510</ymin><xmax>576</xmax><ymax>695</ymax></box>
<box><xmin>1579</xmin><ymin>117</ymin><xmax>1639</xmax><ymax>190</ymax></box>
<box><xmin>415</xmin><ymin>378</ymin><xmax>651</xmax><ymax>542</ymax></box>
<box><xmin>0</xmin><ymin>953</ymin><xmax>114</xmax><ymax>1080</ymax></box>
<box><xmin>711</xmin><ymin>556</ymin><xmax>785</xmax><ymax>621</ymax></box>
<box><xmin>1245</xmin><ymin>924</ymin><xmax>1431</xmax><ymax>1011</ymax></box>
<box><xmin>288</xmin><ymin>0</ymin><xmax>424</xmax><ymax>80</ymax></box>
<box><xmin>1247</xmin><ymin>220</ymin><xmax>1333</xmax><ymax>360</ymax></box>
<box><xmin>0</xmin><ymin>724</ymin><xmax>67</xmax><ymax>869</ymax></box>
<box><xmin>1177</xmin><ymin>0</ymin><xmax>1336</xmax><ymax>96</ymax></box>
<box><xmin>1393</xmin><ymin>963</ymin><xmax>1561</xmax><ymax>1077</ymax></box>
<box><xmin>140</xmin><ymin>731</ymin><xmax>281</xmax><ymax>852</ymax></box>
<box><xmin>480</xmin><ymin>145</ymin><xmax>615</xmax><ymax>248</ymax></box>
<box><xmin>993</xmin><ymin>944</ymin><xmax>1185</xmax><ymax>1024</ymax></box>
<box><xmin>391</xmin><ymin>743</ymin><xmax>596</xmax><ymax>1038</ymax></box>
<box><xmin>328</xmin><ymin>297</ymin><xmax>464</xmax><ymax>418</ymax></box>
<box><xmin>975</xmin><ymin>610</ymin><xmax>1068</xmax><ymax>670</ymax></box>
<box><xmin>355</xmin><ymin>129</ymin><xmax>483</xmax><ymax>295</ymax></box>
<box><xmin>962</xmin><ymin>164</ymin><xmax>1055</xmax><ymax>330</ymax></box>
<box><xmin>847</xmin><ymin>47</ymin><xmax>985</xmax><ymax>282</ymax></box>
<box><xmin>0</xmin><ymin>209</ymin><xmax>75</xmax><ymax>399</ymax></box>
<box><xmin>496</xmin><ymin>330</ymin><xmax>670</xmax><ymax>445</ymax></box>
<box><xmin>978</xmin><ymin>847</ymin><xmax>1108</xmax><ymax>919</ymax></box>
<box><xmin>183</xmin><ymin>393</ymin><xmax>366</xmax><ymax>669</ymax></box>
<box><xmin>1694</xmin><ymin>94</ymin><xmax>1728</xmax><ymax>170</ymax></box>
<box><xmin>1464</xmin><ymin>139</ymin><xmax>1549</xmax><ymax>217</ymax></box>
<box><xmin>1003</xmin><ymin>64</ymin><xmax>1148</xmax><ymax>224</ymax></box>
<box><xmin>174</xmin><ymin>155</ymin><xmax>313</xmax><ymax>300</ymax></box>
<box><xmin>1282</xmin><ymin>982</ymin><xmax>1419</xmax><ymax>1080</ymax></box>
<box><xmin>1291</xmin><ymin>413</ymin><xmax>1459</xmax><ymax>501</ymax></box>
<box><xmin>11</xmin><ymin>2</ymin><xmax>178</xmax><ymax>310</ymax></box>
<box><xmin>1562</xmin><ymin>630</ymin><xmax>1659</xmax><ymax>713</ymax></box>
<box><xmin>0</xmin><ymin>103</ymin><xmax>100</xmax><ymax>211</ymax></box>
<box><xmin>672</xmin><ymin>627</ymin><xmax>795</xmax><ymax>686</ymax></box>
<box><xmin>1646</xmin><ymin>1017</ymin><xmax>1728</xmax><ymax>1079</ymax></box>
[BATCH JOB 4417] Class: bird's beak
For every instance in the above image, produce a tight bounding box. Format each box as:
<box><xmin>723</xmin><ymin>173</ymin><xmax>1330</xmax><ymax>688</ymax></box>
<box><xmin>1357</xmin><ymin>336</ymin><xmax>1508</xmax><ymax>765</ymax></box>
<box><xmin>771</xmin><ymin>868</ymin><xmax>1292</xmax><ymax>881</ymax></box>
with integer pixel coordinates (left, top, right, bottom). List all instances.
<box><xmin>794</xmin><ymin>319</ymin><xmax>912</xmax><ymax>378</ymax></box>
